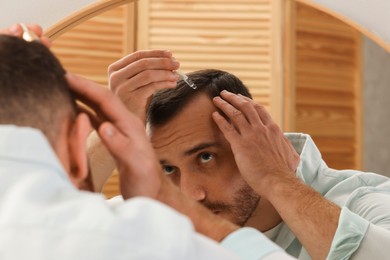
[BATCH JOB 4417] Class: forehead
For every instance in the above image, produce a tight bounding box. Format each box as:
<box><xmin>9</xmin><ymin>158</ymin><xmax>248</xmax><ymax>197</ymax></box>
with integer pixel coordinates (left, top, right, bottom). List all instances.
<box><xmin>150</xmin><ymin>93</ymin><xmax>223</xmax><ymax>153</ymax></box>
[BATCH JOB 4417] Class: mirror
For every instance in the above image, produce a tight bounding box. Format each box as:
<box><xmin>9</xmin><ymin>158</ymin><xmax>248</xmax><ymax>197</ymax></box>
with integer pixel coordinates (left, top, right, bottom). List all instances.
<box><xmin>2</xmin><ymin>0</ymin><xmax>390</xmax><ymax>196</ymax></box>
<box><xmin>47</xmin><ymin>0</ymin><xmax>390</xmax><ymax>197</ymax></box>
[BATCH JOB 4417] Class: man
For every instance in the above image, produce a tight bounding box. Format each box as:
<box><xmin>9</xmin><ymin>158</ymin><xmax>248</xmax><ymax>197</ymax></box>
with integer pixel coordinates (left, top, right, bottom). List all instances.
<box><xmin>0</xmin><ymin>26</ymin><xmax>294</xmax><ymax>259</ymax></box>
<box><xmin>91</xmin><ymin>53</ymin><xmax>390</xmax><ymax>259</ymax></box>
<box><xmin>147</xmin><ymin>69</ymin><xmax>390</xmax><ymax>259</ymax></box>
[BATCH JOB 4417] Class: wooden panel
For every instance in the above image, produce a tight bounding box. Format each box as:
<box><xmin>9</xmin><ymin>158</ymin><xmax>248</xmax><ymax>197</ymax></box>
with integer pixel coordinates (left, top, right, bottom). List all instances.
<box><xmin>51</xmin><ymin>6</ymin><xmax>127</xmax><ymax>85</ymax></box>
<box><xmin>295</xmin><ymin>105</ymin><xmax>356</xmax><ymax>137</ymax></box>
<box><xmin>294</xmin><ymin>2</ymin><xmax>362</xmax><ymax>170</ymax></box>
<box><xmin>137</xmin><ymin>0</ymin><xmax>279</xmax><ymax>109</ymax></box>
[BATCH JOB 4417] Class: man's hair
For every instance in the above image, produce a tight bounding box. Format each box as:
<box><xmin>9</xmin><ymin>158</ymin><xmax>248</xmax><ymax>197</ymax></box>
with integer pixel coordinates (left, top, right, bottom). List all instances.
<box><xmin>0</xmin><ymin>35</ymin><xmax>76</xmax><ymax>145</ymax></box>
<box><xmin>147</xmin><ymin>69</ymin><xmax>252</xmax><ymax>127</ymax></box>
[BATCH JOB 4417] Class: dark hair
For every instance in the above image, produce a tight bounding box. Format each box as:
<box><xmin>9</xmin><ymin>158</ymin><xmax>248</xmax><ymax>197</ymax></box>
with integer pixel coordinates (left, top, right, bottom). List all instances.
<box><xmin>0</xmin><ymin>35</ymin><xmax>76</xmax><ymax>145</ymax></box>
<box><xmin>147</xmin><ymin>69</ymin><xmax>252</xmax><ymax>127</ymax></box>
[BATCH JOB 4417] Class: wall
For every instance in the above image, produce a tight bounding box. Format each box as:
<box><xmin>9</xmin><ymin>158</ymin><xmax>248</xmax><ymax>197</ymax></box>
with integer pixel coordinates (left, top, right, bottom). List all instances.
<box><xmin>363</xmin><ymin>36</ymin><xmax>390</xmax><ymax>177</ymax></box>
<box><xmin>0</xmin><ymin>0</ymin><xmax>96</xmax><ymax>29</ymax></box>
<box><xmin>302</xmin><ymin>0</ymin><xmax>390</xmax><ymax>51</ymax></box>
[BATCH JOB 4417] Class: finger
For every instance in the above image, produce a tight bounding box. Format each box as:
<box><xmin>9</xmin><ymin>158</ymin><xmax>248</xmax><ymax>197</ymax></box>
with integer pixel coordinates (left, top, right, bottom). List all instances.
<box><xmin>76</xmin><ymin>104</ymin><xmax>101</xmax><ymax>130</ymax></box>
<box><xmin>110</xmin><ymin>58</ymin><xmax>180</xmax><ymax>90</ymax></box>
<box><xmin>1</xmin><ymin>23</ymin><xmax>52</xmax><ymax>47</ymax></box>
<box><xmin>212</xmin><ymin>96</ymin><xmax>249</xmax><ymax>132</ymax></box>
<box><xmin>118</xmin><ymin>80</ymin><xmax>177</xmax><ymax>99</ymax></box>
<box><xmin>108</xmin><ymin>50</ymin><xmax>173</xmax><ymax>73</ymax></box>
<box><xmin>0</xmin><ymin>24</ymin><xmax>23</xmax><ymax>37</ymax></box>
<box><xmin>26</xmin><ymin>24</ymin><xmax>52</xmax><ymax>47</ymax></box>
<box><xmin>98</xmin><ymin>121</ymin><xmax>156</xmax><ymax>169</ymax></box>
<box><xmin>212</xmin><ymin>111</ymin><xmax>240</xmax><ymax>141</ymax></box>
<box><xmin>66</xmin><ymin>73</ymin><xmax>136</xmax><ymax>129</ymax></box>
<box><xmin>238</xmin><ymin>94</ymin><xmax>273</xmax><ymax>125</ymax></box>
<box><xmin>114</xmin><ymin>70</ymin><xmax>179</xmax><ymax>94</ymax></box>
<box><xmin>117</xmin><ymin>80</ymin><xmax>177</xmax><ymax>123</ymax></box>
<box><xmin>39</xmin><ymin>36</ymin><xmax>52</xmax><ymax>48</ymax></box>
<box><xmin>98</xmin><ymin>121</ymin><xmax>161</xmax><ymax>199</ymax></box>
<box><xmin>127</xmin><ymin>69</ymin><xmax>179</xmax><ymax>89</ymax></box>
<box><xmin>219</xmin><ymin>91</ymin><xmax>264</xmax><ymax>127</ymax></box>
<box><xmin>27</xmin><ymin>24</ymin><xmax>43</xmax><ymax>37</ymax></box>
<box><xmin>98</xmin><ymin>122</ymin><xmax>133</xmax><ymax>163</ymax></box>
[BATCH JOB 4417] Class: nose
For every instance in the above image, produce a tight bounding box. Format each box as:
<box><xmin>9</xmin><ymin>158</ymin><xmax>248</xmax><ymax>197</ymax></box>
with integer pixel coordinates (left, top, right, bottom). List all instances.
<box><xmin>179</xmin><ymin>172</ymin><xmax>206</xmax><ymax>201</ymax></box>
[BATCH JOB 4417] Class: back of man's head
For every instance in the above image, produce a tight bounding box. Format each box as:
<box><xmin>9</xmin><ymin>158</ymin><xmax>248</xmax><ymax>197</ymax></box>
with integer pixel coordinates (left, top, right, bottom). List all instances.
<box><xmin>0</xmin><ymin>35</ymin><xmax>76</xmax><ymax>145</ymax></box>
<box><xmin>147</xmin><ymin>69</ymin><xmax>252</xmax><ymax>127</ymax></box>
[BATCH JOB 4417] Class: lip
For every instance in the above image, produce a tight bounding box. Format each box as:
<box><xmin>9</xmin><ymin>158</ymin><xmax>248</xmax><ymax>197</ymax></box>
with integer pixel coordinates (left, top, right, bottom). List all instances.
<box><xmin>212</xmin><ymin>210</ymin><xmax>221</xmax><ymax>215</ymax></box>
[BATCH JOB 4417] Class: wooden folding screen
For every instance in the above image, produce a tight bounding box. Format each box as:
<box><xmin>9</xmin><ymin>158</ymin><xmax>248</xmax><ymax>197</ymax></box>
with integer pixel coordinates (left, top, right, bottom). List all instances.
<box><xmin>286</xmin><ymin>2</ymin><xmax>362</xmax><ymax>170</ymax></box>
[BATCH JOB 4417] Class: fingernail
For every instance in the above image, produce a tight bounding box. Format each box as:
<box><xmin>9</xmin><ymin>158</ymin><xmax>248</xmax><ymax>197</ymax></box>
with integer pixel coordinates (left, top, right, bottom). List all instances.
<box><xmin>164</xmin><ymin>50</ymin><xmax>172</xmax><ymax>56</ymax></box>
<box><xmin>104</xmin><ymin>125</ymin><xmax>114</xmax><ymax>137</ymax></box>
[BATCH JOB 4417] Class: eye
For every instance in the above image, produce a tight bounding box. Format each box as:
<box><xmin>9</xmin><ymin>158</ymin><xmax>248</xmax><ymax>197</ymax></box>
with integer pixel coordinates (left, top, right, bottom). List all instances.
<box><xmin>162</xmin><ymin>165</ymin><xmax>176</xmax><ymax>175</ymax></box>
<box><xmin>199</xmin><ymin>152</ymin><xmax>214</xmax><ymax>164</ymax></box>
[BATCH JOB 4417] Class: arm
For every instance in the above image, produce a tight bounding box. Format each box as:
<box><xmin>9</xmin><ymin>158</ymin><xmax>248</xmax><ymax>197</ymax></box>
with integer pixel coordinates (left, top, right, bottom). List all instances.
<box><xmin>212</xmin><ymin>90</ymin><xmax>340</xmax><ymax>259</ymax></box>
<box><xmin>87</xmin><ymin>50</ymin><xmax>180</xmax><ymax>191</ymax></box>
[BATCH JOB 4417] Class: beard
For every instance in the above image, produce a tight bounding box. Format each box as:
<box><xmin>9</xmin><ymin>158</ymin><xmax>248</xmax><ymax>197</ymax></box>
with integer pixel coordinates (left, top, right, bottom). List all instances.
<box><xmin>202</xmin><ymin>184</ymin><xmax>260</xmax><ymax>226</ymax></box>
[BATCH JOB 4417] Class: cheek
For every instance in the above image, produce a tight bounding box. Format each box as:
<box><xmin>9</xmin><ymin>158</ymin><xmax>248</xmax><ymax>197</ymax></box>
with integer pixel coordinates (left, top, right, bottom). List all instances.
<box><xmin>222</xmin><ymin>176</ymin><xmax>249</xmax><ymax>197</ymax></box>
<box><xmin>217</xmin><ymin>160</ymin><xmax>241</xmax><ymax>182</ymax></box>
<box><xmin>218</xmin><ymin>164</ymin><xmax>250</xmax><ymax>198</ymax></box>
<box><xmin>208</xmin><ymin>163</ymin><xmax>243</xmax><ymax>192</ymax></box>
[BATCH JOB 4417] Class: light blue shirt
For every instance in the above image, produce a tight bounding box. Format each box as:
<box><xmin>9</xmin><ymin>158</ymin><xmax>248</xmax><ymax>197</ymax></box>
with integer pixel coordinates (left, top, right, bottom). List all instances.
<box><xmin>273</xmin><ymin>133</ymin><xmax>390</xmax><ymax>259</ymax></box>
<box><xmin>0</xmin><ymin>125</ymin><xmax>293</xmax><ymax>260</ymax></box>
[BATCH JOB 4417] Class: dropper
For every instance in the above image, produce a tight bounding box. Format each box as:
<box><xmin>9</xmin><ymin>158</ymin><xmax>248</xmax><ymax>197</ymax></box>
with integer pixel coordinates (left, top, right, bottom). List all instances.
<box><xmin>176</xmin><ymin>71</ymin><xmax>197</xmax><ymax>90</ymax></box>
<box><xmin>20</xmin><ymin>23</ymin><xmax>40</xmax><ymax>42</ymax></box>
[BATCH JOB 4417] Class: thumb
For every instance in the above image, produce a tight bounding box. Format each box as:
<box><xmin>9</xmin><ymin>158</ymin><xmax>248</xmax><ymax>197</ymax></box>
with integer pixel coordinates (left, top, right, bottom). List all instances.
<box><xmin>97</xmin><ymin>121</ymin><xmax>161</xmax><ymax>199</ymax></box>
<box><xmin>98</xmin><ymin>122</ymin><xmax>129</xmax><ymax>163</ymax></box>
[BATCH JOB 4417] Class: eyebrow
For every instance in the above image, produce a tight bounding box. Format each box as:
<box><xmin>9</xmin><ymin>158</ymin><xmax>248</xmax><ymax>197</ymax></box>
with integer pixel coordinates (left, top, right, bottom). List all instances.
<box><xmin>183</xmin><ymin>142</ymin><xmax>221</xmax><ymax>156</ymax></box>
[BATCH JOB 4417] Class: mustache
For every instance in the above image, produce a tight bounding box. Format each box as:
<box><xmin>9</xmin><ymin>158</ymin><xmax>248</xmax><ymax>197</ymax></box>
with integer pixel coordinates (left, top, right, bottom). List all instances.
<box><xmin>201</xmin><ymin>199</ymin><xmax>230</xmax><ymax>212</ymax></box>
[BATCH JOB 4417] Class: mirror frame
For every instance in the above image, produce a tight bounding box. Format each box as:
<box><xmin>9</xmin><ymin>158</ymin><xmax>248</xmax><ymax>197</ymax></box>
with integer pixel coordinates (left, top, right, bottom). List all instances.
<box><xmin>45</xmin><ymin>0</ymin><xmax>134</xmax><ymax>40</ymax></box>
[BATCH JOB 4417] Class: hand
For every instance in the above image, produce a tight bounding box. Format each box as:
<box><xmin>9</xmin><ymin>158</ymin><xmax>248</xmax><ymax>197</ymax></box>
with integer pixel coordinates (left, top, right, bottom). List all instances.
<box><xmin>108</xmin><ymin>50</ymin><xmax>180</xmax><ymax>123</ymax></box>
<box><xmin>213</xmin><ymin>91</ymin><xmax>342</xmax><ymax>259</ymax></box>
<box><xmin>212</xmin><ymin>90</ymin><xmax>300</xmax><ymax>197</ymax></box>
<box><xmin>0</xmin><ymin>23</ymin><xmax>51</xmax><ymax>47</ymax></box>
<box><xmin>66</xmin><ymin>73</ymin><xmax>162</xmax><ymax>199</ymax></box>
<box><xmin>85</xmin><ymin>50</ymin><xmax>179</xmax><ymax>192</ymax></box>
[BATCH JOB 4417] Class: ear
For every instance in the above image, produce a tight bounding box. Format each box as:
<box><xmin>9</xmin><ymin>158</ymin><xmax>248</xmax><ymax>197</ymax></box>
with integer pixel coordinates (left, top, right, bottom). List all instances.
<box><xmin>68</xmin><ymin>113</ymin><xmax>93</xmax><ymax>191</ymax></box>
